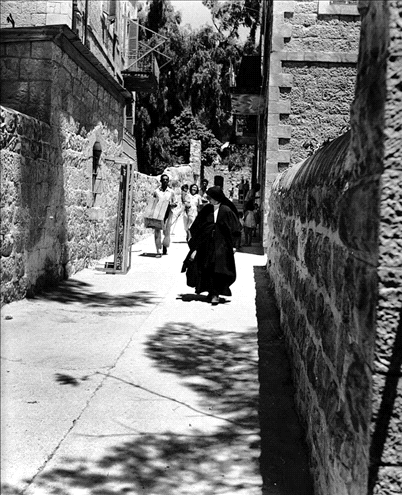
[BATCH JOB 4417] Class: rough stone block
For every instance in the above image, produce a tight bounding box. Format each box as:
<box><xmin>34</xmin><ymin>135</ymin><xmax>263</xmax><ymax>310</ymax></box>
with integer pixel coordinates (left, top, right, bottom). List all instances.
<box><xmin>46</xmin><ymin>13</ymin><xmax>70</xmax><ymax>25</ymax></box>
<box><xmin>267</xmin><ymin>150</ymin><xmax>291</xmax><ymax>164</ymax></box>
<box><xmin>373</xmin><ymin>466</ymin><xmax>402</xmax><ymax>494</ymax></box>
<box><xmin>283</xmin><ymin>51</ymin><xmax>305</xmax><ymax>61</ymax></box>
<box><xmin>0</xmin><ymin>57</ymin><xmax>20</xmax><ymax>80</ymax></box>
<box><xmin>0</xmin><ymin>82</ymin><xmax>29</xmax><ymax>115</ymax></box>
<box><xmin>6</xmin><ymin>42</ymin><xmax>30</xmax><ymax>58</ymax></box>
<box><xmin>269</xmin><ymin>72</ymin><xmax>294</xmax><ymax>88</ymax></box>
<box><xmin>267</xmin><ymin>125</ymin><xmax>292</xmax><ymax>138</ymax></box>
<box><xmin>31</xmin><ymin>41</ymin><xmax>53</xmax><ymax>60</ymax></box>
<box><xmin>268</xmin><ymin>100</ymin><xmax>291</xmax><ymax>114</ymax></box>
<box><xmin>27</xmin><ymin>82</ymin><xmax>51</xmax><ymax>123</ymax></box>
<box><xmin>273</xmin><ymin>1</ymin><xmax>296</xmax><ymax>14</ymax></box>
<box><xmin>318</xmin><ymin>1</ymin><xmax>359</xmax><ymax>16</ymax></box>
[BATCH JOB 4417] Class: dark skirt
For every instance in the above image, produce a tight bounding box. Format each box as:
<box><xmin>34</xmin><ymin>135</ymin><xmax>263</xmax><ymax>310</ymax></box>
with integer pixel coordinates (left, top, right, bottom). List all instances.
<box><xmin>182</xmin><ymin>207</ymin><xmax>238</xmax><ymax>296</ymax></box>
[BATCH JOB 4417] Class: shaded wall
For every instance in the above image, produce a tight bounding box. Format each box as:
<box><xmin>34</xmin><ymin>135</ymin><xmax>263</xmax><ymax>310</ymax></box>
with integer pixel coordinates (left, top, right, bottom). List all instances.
<box><xmin>357</xmin><ymin>1</ymin><xmax>402</xmax><ymax>492</ymax></box>
<box><xmin>266</xmin><ymin>131</ymin><xmax>375</xmax><ymax>494</ymax></box>
<box><xmin>265</xmin><ymin>1</ymin><xmax>402</xmax><ymax>493</ymax></box>
<box><xmin>1</xmin><ymin>107</ymin><xmax>66</xmax><ymax>302</ymax></box>
<box><xmin>1</xmin><ymin>26</ymin><xmax>154</xmax><ymax>304</ymax></box>
<box><xmin>0</xmin><ymin>105</ymin><xmax>160</xmax><ymax>305</ymax></box>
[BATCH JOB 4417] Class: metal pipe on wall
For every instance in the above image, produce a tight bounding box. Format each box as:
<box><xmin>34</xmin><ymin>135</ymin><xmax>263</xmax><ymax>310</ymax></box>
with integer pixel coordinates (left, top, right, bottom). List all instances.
<box><xmin>84</xmin><ymin>0</ymin><xmax>89</xmax><ymax>46</ymax></box>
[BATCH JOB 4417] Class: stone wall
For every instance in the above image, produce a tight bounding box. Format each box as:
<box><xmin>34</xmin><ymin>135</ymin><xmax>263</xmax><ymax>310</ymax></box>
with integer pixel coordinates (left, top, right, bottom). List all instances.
<box><xmin>0</xmin><ymin>105</ymin><xmax>160</xmax><ymax>305</ymax></box>
<box><xmin>1</xmin><ymin>107</ymin><xmax>66</xmax><ymax>303</ymax></box>
<box><xmin>357</xmin><ymin>1</ymin><xmax>402</xmax><ymax>493</ymax></box>
<box><xmin>0</xmin><ymin>1</ymin><xmax>72</xmax><ymax>28</ymax></box>
<box><xmin>263</xmin><ymin>0</ymin><xmax>360</xmax><ymax>174</ymax></box>
<box><xmin>265</xmin><ymin>1</ymin><xmax>402</xmax><ymax>494</ymax></box>
<box><xmin>1</xmin><ymin>26</ymin><xmax>151</xmax><ymax>305</ymax></box>
<box><xmin>0</xmin><ymin>1</ymin><xmax>138</xmax><ymax>84</ymax></box>
<box><xmin>266</xmin><ymin>131</ymin><xmax>376</xmax><ymax>494</ymax></box>
<box><xmin>260</xmin><ymin>0</ymin><xmax>361</xmax><ymax>247</ymax></box>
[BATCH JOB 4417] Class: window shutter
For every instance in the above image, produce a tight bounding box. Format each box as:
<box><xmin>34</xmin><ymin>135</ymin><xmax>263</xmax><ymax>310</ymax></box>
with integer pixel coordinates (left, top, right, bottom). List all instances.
<box><xmin>128</xmin><ymin>20</ymin><xmax>138</xmax><ymax>68</ymax></box>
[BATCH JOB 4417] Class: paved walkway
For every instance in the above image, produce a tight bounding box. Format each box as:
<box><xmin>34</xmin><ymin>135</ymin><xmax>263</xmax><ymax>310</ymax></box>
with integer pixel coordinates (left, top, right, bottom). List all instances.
<box><xmin>1</xmin><ymin>221</ymin><xmax>313</xmax><ymax>495</ymax></box>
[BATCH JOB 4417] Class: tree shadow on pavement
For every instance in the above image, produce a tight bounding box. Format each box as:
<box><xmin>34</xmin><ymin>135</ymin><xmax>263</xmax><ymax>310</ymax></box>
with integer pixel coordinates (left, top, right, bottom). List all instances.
<box><xmin>31</xmin><ymin>279</ymin><xmax>157</xmax><ymax>308</ymax></box>
<box><xmin>2</xmin><ymin>322</ymin><xmax>262</xmax><ymax>495</ymax></box>
<box><xmin>145</xmin><ymin>322</ymin><xmax>260</xmax><ymax>427</ymax></box>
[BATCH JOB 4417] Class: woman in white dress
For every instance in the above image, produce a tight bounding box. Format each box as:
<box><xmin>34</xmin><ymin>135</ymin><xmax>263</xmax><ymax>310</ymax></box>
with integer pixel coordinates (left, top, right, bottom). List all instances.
<box><xmin>183</xmin><ymin>183</ymin><xmax>203</xmax><ymax>241</ymax></box>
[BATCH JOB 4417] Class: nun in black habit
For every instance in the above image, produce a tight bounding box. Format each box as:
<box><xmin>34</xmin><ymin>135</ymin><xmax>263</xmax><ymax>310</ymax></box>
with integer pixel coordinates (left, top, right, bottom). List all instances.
<box><xmin>182</xmin><ymin>186</ymin><xmax>241</xmax><ymax>305</ymax></box>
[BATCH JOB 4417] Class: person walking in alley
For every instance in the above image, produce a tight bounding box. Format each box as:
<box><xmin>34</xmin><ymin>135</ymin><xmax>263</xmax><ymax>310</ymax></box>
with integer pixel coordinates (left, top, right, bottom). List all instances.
<box><xmin>234</xmin><ymin>210</ymin><xmax>244</xmax><ymax>250</ymax></box>
<box><xmin>243</xmin><ymin>200</ymin><xmax>257</xmax><ymax>246</ymax></box>
<box><xmin>153</xmin><ymin>174</ymin><xmax>177</xmax><ymax>257</ymax></box>
<box><xmin>171</xmin><ymin>184</ymin><xmax>189</xmax><ymax>235</ymax></box>
<box><xmin>181</xmin><ymin>186</ymin><xmax>241</xmax><ymax>305</ymax></box>
<box><xmin>183</xmin><ymin>183</ymin><xmax>203</xmax><ymax>242</ymax></box>
<box><xmin>180</xmin><ymin>183</ymin><xmax>189</xmax><ymax>203</ymax></box>
<box><xmin>245</xmin><ymin>182</ymin><xmax>260</xmax><ymax>204</ymax></box>
<box><xmin>200</xmin><ymin>178</ymin><xmax>209</xmax><ymax>207</ymax></box>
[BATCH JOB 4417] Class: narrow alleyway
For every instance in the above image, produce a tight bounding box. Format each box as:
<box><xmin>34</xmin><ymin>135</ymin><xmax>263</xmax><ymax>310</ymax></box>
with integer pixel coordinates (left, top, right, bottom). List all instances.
<box><xmin>1</xmin><ymin>220</ymin><xmax>312</xmax><ymax>495</ymax></box>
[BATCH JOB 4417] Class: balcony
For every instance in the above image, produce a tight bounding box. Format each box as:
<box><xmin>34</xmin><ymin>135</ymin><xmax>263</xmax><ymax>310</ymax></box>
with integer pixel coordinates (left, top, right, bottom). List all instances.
<box><xmin>122</xmin><ymin>51</ymin><xmax>160</xmax><ymax>93</ymax></box>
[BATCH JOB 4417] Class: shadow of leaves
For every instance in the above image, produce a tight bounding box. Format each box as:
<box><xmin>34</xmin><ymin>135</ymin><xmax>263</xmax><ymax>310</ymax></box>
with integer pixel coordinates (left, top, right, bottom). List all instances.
<box><xmin>145</xmin><ymin>322</ymin><xmax>260</xmax><ymax>429</ymax></box>
<box><xmin>27</xmin><ymin>430</ymin><xmax>260</xmax><ymax>495</ymax></box>
<box><xmin>3</xmin><ymin>321</ymin><xmax>262</xmax><ymax>495</ymax></box>
<box><xmin>33</xmin><ymin>279</ymin><xmax>157</xmax><ymax>308</ymax></box>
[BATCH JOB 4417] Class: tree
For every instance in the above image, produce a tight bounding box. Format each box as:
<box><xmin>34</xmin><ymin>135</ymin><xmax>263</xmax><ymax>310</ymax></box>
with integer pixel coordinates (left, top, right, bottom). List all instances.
<box><xmin>170</xmin><ymin>109</ymin><xmax>222</xmax><ymax>167</ymax></box>
<box><xmin>202</xmin><ymin>0</ymin><xmax>261</xmax><ymax>51</ymax></box>
<box><xmin>134</xmin><ymin>0</ymin><xmax>251</xmax><ymax>174</ymax></box>
<box><xmin>222</xmin><ymin>145</ymin><xmax>254</xmax><ymax>172</ymax></box>
<box><xmin>146</xmin><ymin>126</ymin><xmax>173</xmax><ymax>175</ymax></box>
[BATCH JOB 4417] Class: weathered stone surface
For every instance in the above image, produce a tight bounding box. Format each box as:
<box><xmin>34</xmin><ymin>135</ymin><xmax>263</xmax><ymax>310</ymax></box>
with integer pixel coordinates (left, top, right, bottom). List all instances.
<box><xmin>373</xmin><ymin>467</ymin><xmax>402</xmax><ymax>495</ymax></box>
<box><xmin>265</xmin><ymin>5</ymin><xmax>402</xmax><ymax>493</ymax></box>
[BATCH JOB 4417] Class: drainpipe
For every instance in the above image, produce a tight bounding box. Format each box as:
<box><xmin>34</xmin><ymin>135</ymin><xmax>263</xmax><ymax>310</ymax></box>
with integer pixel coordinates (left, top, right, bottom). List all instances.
<box><xmin>84</xmin><ymin>0</ymin><xmax>89</xmax><ymax>47</ymax></box>
<box><xmin>72</xmin><ymin>0</ymin><xmax>77</xmax><ymax>33</ymax></box>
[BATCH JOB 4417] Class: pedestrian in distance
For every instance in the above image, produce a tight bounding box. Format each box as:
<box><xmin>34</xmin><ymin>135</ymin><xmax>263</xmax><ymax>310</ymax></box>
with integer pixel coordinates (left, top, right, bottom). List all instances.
<box><xmin>245</xmin><ymin>182</ymin><xmax>261</xmax><ymax>204</ymax></box>
<box><xmin>153</xmin><ymin>174</ymin><xmax>177</xmax><ymax>257</ymax></box>
<box><xmin>171</xmin><ymin>184</ymin><xmax>188</xmax><ymax>235</ymax></box>
<box><xmin>181</xmin><ymin>186</ymin><xmax>241</xmax><ymax>305</ymax></box>
<box><xmin>183</xmin><ymin>183</ymin><xmax>203</xmax><ymax>242</ymax></box>
<box><xmin>235</xmin><ymin>211</ymin><xmax>244</xmax><ymax>250</ymax></box>
<box><xmin>243</xmin><ymin>179</ymin><xmax>250</xmax><ymax>201</ymax></box>
<box><xmin>243</xmin><ymin>200</ymin><xmax>256</xmax><ymax>246</ymax></box>
<box><xmin>253</xmin><ymin>203</ymin><xmax>261</xmax><ymax>238</ymax></box>
<box><xmin>180</xmin><ymin>184</ymin><xmax>189</xmax><ymax>203</ymax></box>
<box><xmin>200</xmin><ymin>178</ymin><xmax>209</xmax><ymax>207</ymax></box>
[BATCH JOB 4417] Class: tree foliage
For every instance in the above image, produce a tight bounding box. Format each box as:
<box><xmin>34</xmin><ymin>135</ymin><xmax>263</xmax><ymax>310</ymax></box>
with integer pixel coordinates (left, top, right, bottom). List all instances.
<box><xmin>170</xmin><ymin>109</ymin><xmax>222</xmax><ymax>167</ymax></box>
<box><xmin>202</xmin><ymin>0</ymin><xmax>261</xmax><ymax>51</ymax></box>
<box><xmin>134</xmin><ymin>0</ymin><xmax>260</xmax><ymax>175</ymax></box>
<box><xmin>222</xmin><ymin>144</ymin><xmax>254</xmax><ymax>172</ymax></box>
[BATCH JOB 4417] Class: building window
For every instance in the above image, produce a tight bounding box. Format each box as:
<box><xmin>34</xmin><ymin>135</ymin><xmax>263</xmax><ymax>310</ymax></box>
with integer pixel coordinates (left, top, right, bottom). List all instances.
<box><xmin>92</xmin><ymin>142</ymin><xmax>103</xmax><ymax>206</ymax></box>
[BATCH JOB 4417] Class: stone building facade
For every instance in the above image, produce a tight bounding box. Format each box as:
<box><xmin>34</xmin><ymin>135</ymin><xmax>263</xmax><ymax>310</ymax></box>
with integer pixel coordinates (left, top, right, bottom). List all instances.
<box><xmin>264</xmin><ymin>1</ymin><xmax>402</xmax><ymax>494</ymax></box>
<box><xmin>258</xmin><ymin>0</ymin><xmax>361</xmax><ymax>243</ymax></box>
<box><xmin>0</xmin><ymin>1</ymin><xmax>149</xmax><ymax>305</ymax></box>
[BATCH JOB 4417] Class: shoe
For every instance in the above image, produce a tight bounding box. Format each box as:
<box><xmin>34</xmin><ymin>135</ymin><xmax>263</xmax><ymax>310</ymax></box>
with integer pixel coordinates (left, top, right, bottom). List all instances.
<box><xmin>162</xmin><ymin>246</ymin><xmax>167</xmax><ymax>255</ymax></box>
<box><xmin>156</xmin><ymin>253</ymin><xmax>162</xmax><ymax>258</ymax></box>
<box><xmin>211</xmin><ymin>296</ymin><xmax>219</xmax><ymax>305</ymax></box>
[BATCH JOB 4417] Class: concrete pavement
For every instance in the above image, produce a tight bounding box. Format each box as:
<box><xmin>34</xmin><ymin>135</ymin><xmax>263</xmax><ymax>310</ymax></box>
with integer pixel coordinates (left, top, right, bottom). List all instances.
<box><xmin>1</xmin><ymin>220</ymin><xmax>313</xmax><ymax>495</ymax></box>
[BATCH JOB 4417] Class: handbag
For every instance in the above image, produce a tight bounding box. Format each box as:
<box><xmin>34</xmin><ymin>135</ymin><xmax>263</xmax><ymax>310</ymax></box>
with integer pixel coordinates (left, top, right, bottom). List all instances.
<box><xmin>181</xmin><ymin>251</ymin><xmax>198</xmax><ymax>288</ymax></box>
